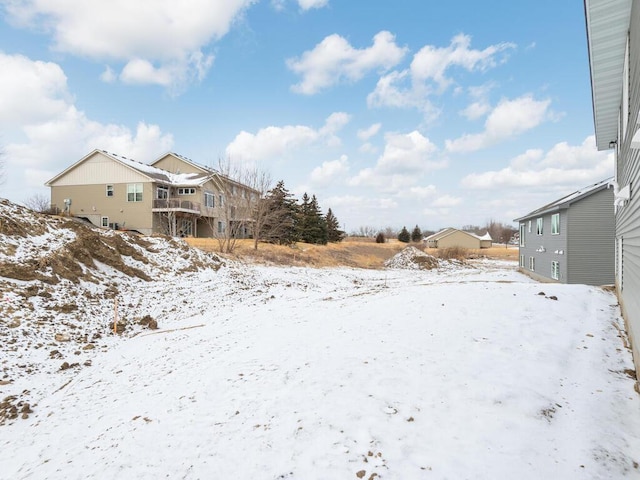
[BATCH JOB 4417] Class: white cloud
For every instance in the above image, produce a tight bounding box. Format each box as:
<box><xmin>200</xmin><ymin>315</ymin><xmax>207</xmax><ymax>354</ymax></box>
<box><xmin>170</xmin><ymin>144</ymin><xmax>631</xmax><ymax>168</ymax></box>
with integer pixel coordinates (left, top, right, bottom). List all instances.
<box><xmin>357</xmin><ymin>123</ymin><xmax>382</xmax><ymax>141</ymax></box>
<box><xmin>324</xmin><ymin>194</ymin><xmax>398</xmax><ymax>210</ymax></box>
<box><xmin>287</xmin><ymin>31</ymin><xmax>407</xmax><ymax>94</ymax></box>
<box><xmin>445</xmin><ymin>95</ymin><xmax>553</xmax><ymax>153</ymax></box>
<box><xmin>460</xmin><ymin>136</ymin><xmax>612</xmax><ymax>190</ymax></box>
<box><xmin>3</xmin><ymin>0</ymin><xmax>254</xmax><ymax>90</ymax></box>
<box><xmin>297</xmin><ymin>0</ymin><xmax>329</xmax><ymax>10</ymax></box>
<box><xmin>397</xmin><ymin>185</ymin><xmax>437</xmax><ymax>199</ymax></box>
<box><xmin>0</xmin><ymin>54</ymin><xmax>173</xmax><ymax>201</ymax></box>
<box><xmin>431</xmin><ymin>194</ymin><xmax>462</xmax><ymax>208</ymax></box>
<box><xmin>349</xmin><ymin>131</ymin><xmax>446</xmax><ymax>192</ymax></box>
<box><xmin>376</xmin><ymin>130</ymin><xmax>439</xmax><ymax>174</ymax></box>
<box><xmin>367</xmin><ymin>34</ymin><xmax>515</xmax><ymax>116</ymax></box>
<box><xmin>100</xmin><ymin>66</ymin><xmax>117</xmax><ymax>83</ymax></box>
<box><xmin>225</xmin><ymin>112</ymin><xmax>350</xmax><ymax>161</ymax></box>
<box><xmin>411</xmin><ymin>34</ymin><xmax>515</xmax><ymax>90</ymax></box>
<box><xmin>0</xmin><ymin>53</ymin><xmax>70</xmax><ymax>127</ymax></box>
<box><xmin>310</xmin><ymin>155</ymin><xmax>350</xmax><ymax>186</ymax></box>
<box><xmin>460</xmin><ymin>101</ymin><xmax>491</xmax><ymax>120</ymax></box>
<box><xmin>358</xmin><ymin>142</ymin><xmax>378</xmax><ymax>154</ymax></box>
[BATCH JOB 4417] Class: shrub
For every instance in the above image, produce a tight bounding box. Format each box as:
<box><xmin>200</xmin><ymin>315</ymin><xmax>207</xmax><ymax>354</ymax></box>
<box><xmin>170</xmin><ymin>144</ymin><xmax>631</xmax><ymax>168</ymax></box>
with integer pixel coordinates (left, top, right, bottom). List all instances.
<box><xmin>375</xmin><ymin>232</ymin><xmax>386</xmax><ymax>243</ymax></box>
<box><xmin>437</xmin><ymin>246</ymin><xmax>469</xmax><ymax>260</ymax></box>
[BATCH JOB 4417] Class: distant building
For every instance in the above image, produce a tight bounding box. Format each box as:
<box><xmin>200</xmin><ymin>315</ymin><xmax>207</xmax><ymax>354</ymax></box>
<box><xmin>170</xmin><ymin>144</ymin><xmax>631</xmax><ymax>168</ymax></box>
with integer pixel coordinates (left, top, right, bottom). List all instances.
<box><xmin>46</xmin><ymin>149</ymin><xmax>257</xmax><ymax>237</ymax></box>
<box><xmin>514</xmin><ymin>178</ymin><xmax>614</xmax><ymax>285</ymax></box>
<box><xmin>423</xmin><ymin>228</ymin><xmax>492</xmax><ymax>249</ymax></box>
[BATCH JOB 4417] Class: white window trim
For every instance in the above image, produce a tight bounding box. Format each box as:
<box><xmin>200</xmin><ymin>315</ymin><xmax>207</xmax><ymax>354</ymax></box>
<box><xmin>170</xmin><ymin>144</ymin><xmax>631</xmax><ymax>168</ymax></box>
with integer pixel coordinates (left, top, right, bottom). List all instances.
<box><xmin>551</xmin><ymin>261</ymin><xmax>559</xmax><ymax>280</ymax></box>
<box><xmin>519</xmin><ymin>255</ymin><xmax>525</xmax><ymax>267</ymax></box>
<box><xmin>529</xmin><ymin>256</ymin><xmax>535</xmax><ymax>271</ymax></box>
<box><xmin>536</xmin><ymin>218</ymin><xmax>543</xmax><ymax>236</ymax></box>
<box><xmin>551</xmin><ymin>213</ymin><xmax>560</xmax><ymax>235</ymax></box>
<box><xmin>127</xmin><ymin>183</ymin><xmax>143</xmax><ymax>202</ymax></box>
<box><xmin>204</xmin><ymin>191</ymin><xmax>215</xmax><ymax>208</ymax></box>
<box><xmin>519</xmin><ymin>224</ymin><xmax>525</xmax><ymax>247</ymax></box>
<box><xmin>106</xmin><ymin>185</ymin><xmax>114</xmax><ymax>197</ymax></box>
<box><xmin>101</xmin><ymin>216</ymin><xmax>109</xmax><ymax>227</ymax></box>
<box><xmin>178</xmin><ymin>187</ymin><xmax>196</xmax><ymax>195</ymax></box>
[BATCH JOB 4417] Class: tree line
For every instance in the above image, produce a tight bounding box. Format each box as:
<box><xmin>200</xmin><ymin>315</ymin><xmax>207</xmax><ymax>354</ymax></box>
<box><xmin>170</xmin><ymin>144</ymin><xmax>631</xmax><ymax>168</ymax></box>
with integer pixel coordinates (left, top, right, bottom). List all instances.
<box><xmin>255</xmin><ymin>180</ymin><xmax>345</xmax><ymax>247</ymax></box>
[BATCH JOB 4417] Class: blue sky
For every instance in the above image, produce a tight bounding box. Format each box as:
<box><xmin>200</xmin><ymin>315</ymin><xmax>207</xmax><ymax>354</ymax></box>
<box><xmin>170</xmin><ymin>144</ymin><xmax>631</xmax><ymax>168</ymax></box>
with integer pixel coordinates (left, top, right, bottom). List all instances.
<box><xmin>0</xmin><ymin>0</ymin><xmax>612</xmax><ymax>233</ymax></box>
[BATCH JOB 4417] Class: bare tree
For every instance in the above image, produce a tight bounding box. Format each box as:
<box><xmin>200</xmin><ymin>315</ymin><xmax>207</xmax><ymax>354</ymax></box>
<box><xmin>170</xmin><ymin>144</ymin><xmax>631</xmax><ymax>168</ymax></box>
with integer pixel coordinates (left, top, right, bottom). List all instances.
<box><xmin>202</xmin><ymin>158</ymin><xmax>261</xmax><ymax>254</ymax></box>
<box><xmin>24</xmin><ymin>193</ymin><xmax>51</xmax><ymax>213</ymax></box>
<box><xmin>246</xmin><ymin>169</ymin><xmax>274</xmax><ymax>250</ymax></box>
<box><xmin>351</xmin><ymin>225</ymin><xmax>378</xmax><ymax>237</ymax></box>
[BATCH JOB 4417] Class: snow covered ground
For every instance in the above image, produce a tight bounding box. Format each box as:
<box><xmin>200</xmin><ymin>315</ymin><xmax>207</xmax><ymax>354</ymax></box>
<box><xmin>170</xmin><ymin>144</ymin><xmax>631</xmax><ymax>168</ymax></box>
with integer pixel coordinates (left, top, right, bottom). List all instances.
<box><xmin>1</xmin><ymin>255</ymin><xmax>639</xmax><ymax>479</ymax></box>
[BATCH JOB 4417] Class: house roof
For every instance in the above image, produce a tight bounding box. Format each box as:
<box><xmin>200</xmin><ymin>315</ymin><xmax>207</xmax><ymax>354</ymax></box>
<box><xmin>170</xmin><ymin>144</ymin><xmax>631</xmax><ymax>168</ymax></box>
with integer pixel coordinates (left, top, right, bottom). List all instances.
<box><xmin>46</xmin><ymin>149</ymin><xmax>213</xmax><ymax>188</ymax></box>
<box><xmin>514</xmin><ymin>177</ymin><xmax>613</xmax><ymax>222</ymax></box>
<box><xmin>424</xmin><ymin>227</ymin><xmax>490</xmax><ymax>242</ymax></box>
<box><xmin>584</xmin><ymin>0</ymin><xmax>633</xmax><ymax>150</ymax></box>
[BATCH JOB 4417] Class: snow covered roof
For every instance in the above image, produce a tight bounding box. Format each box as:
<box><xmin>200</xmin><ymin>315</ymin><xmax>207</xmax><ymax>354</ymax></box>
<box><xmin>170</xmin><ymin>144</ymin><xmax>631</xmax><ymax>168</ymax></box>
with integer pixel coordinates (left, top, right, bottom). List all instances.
<box><xmin>514</xmin><ymin>177</ymin><xmax>613</xmax><ymax>222</ymax></box>
<box><xmin>46</xmin><ymin>149</ymin><xmax>214</xmax><ymax>188</ymax></box>
<box><xmin>424</xmin><ymin>227</ymin><xmax>491</xmax><ymax>242</ymax></box>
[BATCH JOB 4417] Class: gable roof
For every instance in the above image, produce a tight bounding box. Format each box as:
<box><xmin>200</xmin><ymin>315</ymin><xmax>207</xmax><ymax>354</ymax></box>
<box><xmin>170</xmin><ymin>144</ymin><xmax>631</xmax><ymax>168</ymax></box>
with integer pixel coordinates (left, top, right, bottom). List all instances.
<box><xmin>46</xmin><ymin>149</ymin><xmax>212</xmax><ymax>188</ymax></box>
<box><xmin>584</xmin><ymin>0</ymin><xmax>633</xmax><ymax>150</ymax></box>
<box><xmin>424</xmin><ymin>227</ymin><xmax>489</xmax><ymax>242</ymax></box>
<box><xmin>514</xmin><ymin>177</ymin><xmax>613</xmax><ymax>222</ymax></box>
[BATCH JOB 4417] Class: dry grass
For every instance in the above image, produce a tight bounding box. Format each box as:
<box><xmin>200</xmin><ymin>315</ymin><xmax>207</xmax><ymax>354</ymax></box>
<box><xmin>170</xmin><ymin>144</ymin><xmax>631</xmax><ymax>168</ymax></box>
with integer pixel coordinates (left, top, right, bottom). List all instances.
<box><xmin>185</xmin><ymin>238</ymin><xmax>519</xmax><ymax>269</ymax></box>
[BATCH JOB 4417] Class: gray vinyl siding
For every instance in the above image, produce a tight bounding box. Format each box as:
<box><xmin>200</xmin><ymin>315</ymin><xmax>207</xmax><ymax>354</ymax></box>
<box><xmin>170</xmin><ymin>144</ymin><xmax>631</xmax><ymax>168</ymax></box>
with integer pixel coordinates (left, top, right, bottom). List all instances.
<box><xmin>566</xmin><ymin>188</ymin><xmax>615</xmax><ymax>285</ymax></box>
<box><xmin>518</xmin><ymin>212</ymin><xmax>567</xmax><ymax>282</ymax></box>
<box><xmin>616</xmin><ymin>0</ymin><xmax>640</xmax><ymax>375</ymax></box>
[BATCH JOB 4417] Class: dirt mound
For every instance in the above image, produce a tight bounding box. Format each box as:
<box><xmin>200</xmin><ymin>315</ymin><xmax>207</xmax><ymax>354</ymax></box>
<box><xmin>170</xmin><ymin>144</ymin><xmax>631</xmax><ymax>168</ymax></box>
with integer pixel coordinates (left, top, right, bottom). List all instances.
<box><xmin>0</xmin><ymin>201</ymin><xmax>223</xmax><ymax>284</ymax></box>
<box><xmin>383</xmin><ymin>246</ymin><xmax>440</xmax><ymax>270</ymax></box>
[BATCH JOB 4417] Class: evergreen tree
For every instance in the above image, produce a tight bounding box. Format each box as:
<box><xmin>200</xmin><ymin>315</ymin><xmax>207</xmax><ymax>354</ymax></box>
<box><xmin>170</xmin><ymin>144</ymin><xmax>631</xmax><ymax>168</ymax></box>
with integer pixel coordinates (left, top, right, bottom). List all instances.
<box><xmin>375</xmin><ymin>232</ymin><xmax>385</xmax><ymax>243</ymax></box>
<box><xmin>325</xmin><ymin>208</ymin><xmax>345</xmax><ymax>243</ymax></box>
<box><xmin>298</xmin><ymin>193</ymin><xmax>327</xmax><ymax>244</ymax></box>
<box><xmin>411</xmin><ymin>224</ymin><xmax>422</xmax><ymax>243</ymax></box>
<box><xmin>260</xmin><ymin>180</ymin><xmax>299</xmax><ymax>245</ymax></box>
<box><xmin>398</xmin><ymin>226</ymin><xmax>410</xmax><ymax>243</ymax></box>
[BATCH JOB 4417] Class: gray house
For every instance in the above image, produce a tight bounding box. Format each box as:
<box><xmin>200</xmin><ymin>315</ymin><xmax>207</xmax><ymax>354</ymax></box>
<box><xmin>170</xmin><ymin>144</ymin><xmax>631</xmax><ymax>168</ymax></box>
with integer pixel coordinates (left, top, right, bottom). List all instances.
<box><xmin>585</xmin><ymin>0</ymin><xmax>640</xmax><ymax>374</ymax></box>
<box><xmin>514</xmin><ymin>178</ymin><xmax>614</xmax><ymax>285</ymax></box>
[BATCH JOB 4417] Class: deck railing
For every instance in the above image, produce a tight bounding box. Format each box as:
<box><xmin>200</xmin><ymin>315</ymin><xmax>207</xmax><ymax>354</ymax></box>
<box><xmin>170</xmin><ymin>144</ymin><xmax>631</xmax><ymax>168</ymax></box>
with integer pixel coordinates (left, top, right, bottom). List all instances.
<box><xmin>152</xmin><ymin>199</ymin><xmax>201</xmax><ymax>213</ymax></box>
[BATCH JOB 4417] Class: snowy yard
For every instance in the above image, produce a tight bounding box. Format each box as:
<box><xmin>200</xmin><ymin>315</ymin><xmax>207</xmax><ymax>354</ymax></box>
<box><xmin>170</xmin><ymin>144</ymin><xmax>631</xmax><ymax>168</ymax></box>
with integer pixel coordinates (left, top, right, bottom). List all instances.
<box><xmin>1</xmin><ymin>258</ymin><xmax>639</xmax><ymax>479</ymax></box>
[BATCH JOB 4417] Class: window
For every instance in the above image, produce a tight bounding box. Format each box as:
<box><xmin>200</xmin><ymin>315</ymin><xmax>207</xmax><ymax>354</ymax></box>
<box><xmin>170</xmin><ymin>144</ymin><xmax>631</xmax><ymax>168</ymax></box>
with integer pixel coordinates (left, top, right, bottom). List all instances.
<box><xmin>551</xmin><ymin>213</ymin><xmax>560</xmax><ymax>235</ymax></box>
<box><xmin>204</xmin><ymin>191</ymin><xmax>215</xmax><ymax>208</ymax></box>
<box><xmin>551</xmin><ymin>261</ymin><xmax>559</xmax><ymax>280</ymax></box>
<box><xmin>219</xmin><ymin>194</ymin><xmax>224</xmax><ymax>207</ymax></box>
<box><xmin>519</xmin><ymin>224</ymin><xmax>525</xmax><ymax>247</ymax></box>
<box><xmin>529</xmin><ymin>256</ymin><xmax>535</xmax><ymax>271</ymax></box>
<box><xmin>178</xmin><ymin>187</ymin><xmax>195</xmax><ymax>195</ymax></box>
<box><xmin>528</xmin><ymin>220</ymin><xmax>532</xmax><ymax>233</ymax></box>
<box><xmin>106</xmin><ymin>185</ymin><xmax>114</xmax><ymax>197</ymax></box>
<box><xmin>101</xmin><ymin>216</ymin><xmax>109</xmax><ymax>227</ymax></box>
<box><xmin>519</xmin><ymin>255</ymin><xmax>525</xmax><ymax>267</ymax></box>
<box><xmin>157</xmin><ymin>185</ymin><xmax>169</xmax><ymax>199</ymax></box>
<box><xmin>127</xmin><ymin>183</ymin><xmax>143</xmax><ymax>202</ymax></box>
<box><xmin>536</xmin><ymin>218</ymin><xmax>543</xmax><ymax>235</ymax></box>
<box><xmin>217</xmin><ymin>221</ymin><xmax>225</xmax><ymax>233</ymax></box>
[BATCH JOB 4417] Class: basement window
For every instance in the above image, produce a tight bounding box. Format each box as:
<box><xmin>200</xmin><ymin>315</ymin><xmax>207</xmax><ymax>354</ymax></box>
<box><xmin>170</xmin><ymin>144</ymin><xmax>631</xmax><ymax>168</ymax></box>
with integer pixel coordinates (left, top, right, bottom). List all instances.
<box><xmin>551</xmin><ymin>261</ymin><xmax>559</xmax><ymax>280</ymax></box>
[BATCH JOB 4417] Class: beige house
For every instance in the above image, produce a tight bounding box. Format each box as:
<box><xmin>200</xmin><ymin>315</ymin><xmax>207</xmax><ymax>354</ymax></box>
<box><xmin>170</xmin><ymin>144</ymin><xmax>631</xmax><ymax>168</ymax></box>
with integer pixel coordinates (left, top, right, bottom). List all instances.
<box><xmin>46</xmin><ymin>149</ymin><xmax>256</xmax><ymax>237</ymax></box>
<box><xmin>424</xmin><ymin>228</ymin><xmax>493</xmax><ymax>249</ymax></box>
